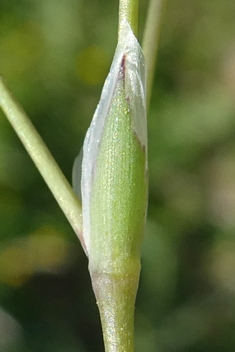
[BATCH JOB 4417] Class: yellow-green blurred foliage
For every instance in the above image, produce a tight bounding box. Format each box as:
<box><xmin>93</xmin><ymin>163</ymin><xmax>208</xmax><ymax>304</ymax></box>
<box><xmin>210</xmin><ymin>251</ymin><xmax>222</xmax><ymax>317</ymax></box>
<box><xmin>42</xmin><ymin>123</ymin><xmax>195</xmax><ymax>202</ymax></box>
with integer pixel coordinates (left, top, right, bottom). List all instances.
<box><xmin>0</xmin><ymin>0</ymin><xmax>235</xmax><ymax>351</ymax></box>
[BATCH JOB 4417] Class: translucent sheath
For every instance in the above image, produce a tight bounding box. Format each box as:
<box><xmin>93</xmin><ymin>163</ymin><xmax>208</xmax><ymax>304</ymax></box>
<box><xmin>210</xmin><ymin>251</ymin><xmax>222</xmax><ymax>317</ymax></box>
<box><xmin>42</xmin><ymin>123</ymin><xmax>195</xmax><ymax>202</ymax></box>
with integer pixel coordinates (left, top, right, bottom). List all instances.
<box><xmin>74</xmin><ymin>20</ymin><xmax>148</xmax><ymax>352</ymax></box>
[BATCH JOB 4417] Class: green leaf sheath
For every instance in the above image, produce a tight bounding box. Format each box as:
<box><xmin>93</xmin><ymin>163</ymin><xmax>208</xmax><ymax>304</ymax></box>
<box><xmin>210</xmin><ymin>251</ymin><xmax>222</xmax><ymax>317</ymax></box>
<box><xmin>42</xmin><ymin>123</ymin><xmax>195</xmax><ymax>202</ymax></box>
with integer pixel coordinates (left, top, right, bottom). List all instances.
<box><xmin>89</xmin><ymin>61</ymin><xmax>147</xmax><ymax>352</ymax></box>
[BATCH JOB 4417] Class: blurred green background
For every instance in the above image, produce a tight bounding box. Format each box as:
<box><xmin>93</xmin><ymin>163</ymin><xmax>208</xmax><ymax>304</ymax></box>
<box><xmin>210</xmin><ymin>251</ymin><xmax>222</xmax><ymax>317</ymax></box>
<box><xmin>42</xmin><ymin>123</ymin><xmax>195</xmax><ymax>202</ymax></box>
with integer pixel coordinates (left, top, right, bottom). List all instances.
<box><xmin>1</xmin><ymin>0</ymin><xmax>235</xmax><ymax>351</ymax></box>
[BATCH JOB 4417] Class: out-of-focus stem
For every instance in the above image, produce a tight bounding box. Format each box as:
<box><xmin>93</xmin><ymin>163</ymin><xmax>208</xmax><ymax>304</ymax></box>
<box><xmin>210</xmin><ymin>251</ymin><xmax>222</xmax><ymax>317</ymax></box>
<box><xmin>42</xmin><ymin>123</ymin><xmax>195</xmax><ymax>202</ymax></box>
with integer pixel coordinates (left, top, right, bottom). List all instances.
<box><xmin>118</xmin><ymin>0</ymin><xmax>139</xmax><ymax>40</ymax></box>
<box><xmin>0</xmin><ymin>77</ymin><xmax>83</xmax><ymax>243</ymax></box>
<box><xmin>142</xmin><ymin>0</ymin><xmax>165</xmax><ymax>109</ymax></box>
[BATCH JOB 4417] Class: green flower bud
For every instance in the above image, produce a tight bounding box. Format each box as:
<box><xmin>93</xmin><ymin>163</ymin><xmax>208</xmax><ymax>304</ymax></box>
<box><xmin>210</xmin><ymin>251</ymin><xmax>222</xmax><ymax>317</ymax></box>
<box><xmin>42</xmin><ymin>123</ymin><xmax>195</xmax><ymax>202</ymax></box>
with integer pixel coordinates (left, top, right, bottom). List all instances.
<box><xmin>74</xmin><ymin>20</ymin><xmax>147</xmax><ymax>352</ymax></box>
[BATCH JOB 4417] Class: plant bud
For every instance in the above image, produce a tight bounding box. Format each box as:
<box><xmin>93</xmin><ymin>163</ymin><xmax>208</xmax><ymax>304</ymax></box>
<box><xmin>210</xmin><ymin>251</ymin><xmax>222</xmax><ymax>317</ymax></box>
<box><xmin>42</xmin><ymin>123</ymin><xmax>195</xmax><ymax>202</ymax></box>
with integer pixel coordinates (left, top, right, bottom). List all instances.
<box><xmin>73</xmin><ymin>20</ymin><xmax>148</xmax><ymax>351</ymax></box>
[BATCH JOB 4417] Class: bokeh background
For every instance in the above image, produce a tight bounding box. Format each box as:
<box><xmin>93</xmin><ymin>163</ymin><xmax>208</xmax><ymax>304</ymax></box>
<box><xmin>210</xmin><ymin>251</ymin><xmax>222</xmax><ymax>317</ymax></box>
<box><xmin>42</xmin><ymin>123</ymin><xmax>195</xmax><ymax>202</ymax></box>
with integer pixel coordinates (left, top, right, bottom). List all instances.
<box><xmin>0</xmin><ymin>0</ymin><xmax>235</xmax><ymax>351</ymax></box>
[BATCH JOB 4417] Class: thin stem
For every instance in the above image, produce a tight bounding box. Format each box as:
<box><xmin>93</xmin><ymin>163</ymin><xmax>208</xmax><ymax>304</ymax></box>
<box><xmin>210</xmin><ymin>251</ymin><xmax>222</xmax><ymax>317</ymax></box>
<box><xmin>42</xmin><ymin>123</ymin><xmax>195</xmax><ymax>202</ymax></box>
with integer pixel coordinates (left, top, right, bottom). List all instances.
<box><xmin>118</xmin><ymin>0</ymin><xmax>139</xmax><ymax>40</ymax></box>
<box><xmin>142</xmin><ymin>0</ymin><xmax>165</xmax><ymax>109</ymax></box>
<box><xmin>0</xmin><ymin>77</ymin><xmax>83</xmax><ymax>244</ymax></box>
<box><xmin>92</xmin><ymin>272</ymin><xmax>140</xmax><ymax>352</ymax></box>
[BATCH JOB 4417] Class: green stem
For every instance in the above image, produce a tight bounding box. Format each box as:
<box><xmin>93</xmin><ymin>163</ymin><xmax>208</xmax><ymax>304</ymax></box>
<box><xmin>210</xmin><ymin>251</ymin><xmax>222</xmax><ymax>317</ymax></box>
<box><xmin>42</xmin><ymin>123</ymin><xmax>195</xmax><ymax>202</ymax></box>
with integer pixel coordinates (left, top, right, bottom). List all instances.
<box><xmin>118</xmin><ymin>0</ymin><xmax>139</xmax><ymax>40</ymax></box>
<box><xmin>92</xmin><ymin>271</ymin><xmax>140</xmax><ymax>352</ymax></box>
<box><xmin>142</xmin><ymin>0</ymin><xmax>165</xmax><ymax>108</ymax></box>
<box><xmin>0</xmin><ymin>77</ymin><xmax>83</xmax><ymax>244</ymax></box>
